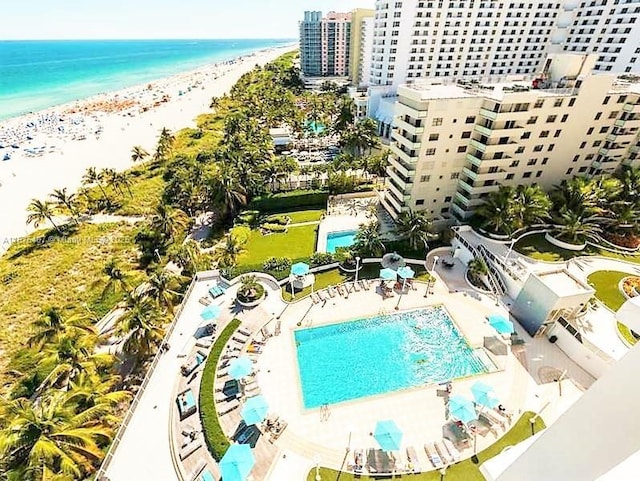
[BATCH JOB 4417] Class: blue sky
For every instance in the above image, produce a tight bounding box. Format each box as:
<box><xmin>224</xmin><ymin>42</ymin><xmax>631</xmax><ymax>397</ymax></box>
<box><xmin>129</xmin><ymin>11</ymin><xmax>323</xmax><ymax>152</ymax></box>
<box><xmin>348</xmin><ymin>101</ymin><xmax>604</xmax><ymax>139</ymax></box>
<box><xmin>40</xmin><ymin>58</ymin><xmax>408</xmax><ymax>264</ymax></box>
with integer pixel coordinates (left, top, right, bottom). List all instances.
<box><xmin>3</xmin><ymin>0</ymin><xmax>375</xmax><ymax>40</ymax></box>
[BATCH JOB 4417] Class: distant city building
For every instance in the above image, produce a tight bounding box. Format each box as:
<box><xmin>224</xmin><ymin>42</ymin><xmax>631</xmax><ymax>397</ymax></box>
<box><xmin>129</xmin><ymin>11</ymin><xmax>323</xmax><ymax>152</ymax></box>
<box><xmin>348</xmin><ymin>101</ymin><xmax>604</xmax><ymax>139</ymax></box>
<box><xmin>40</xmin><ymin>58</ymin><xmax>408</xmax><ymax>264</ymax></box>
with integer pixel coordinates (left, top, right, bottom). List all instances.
<box><xmin>368</xmin><ymin>0</ymin><xmax>640</xmax><ymax>92</ymax></box>
<box><xmin>348</xmin><ymin>8</ymin><xmax>375</xmax><ymax>86</ymax></box>
<box><xmin>299</xmin><ymin>11</ymin><xmax>352</xmax><ymax>77</ymax></box>
<box><xmin>381</xmin><ymin>54</ymin><xmax>640</xmax><ymax>222</ymax></box>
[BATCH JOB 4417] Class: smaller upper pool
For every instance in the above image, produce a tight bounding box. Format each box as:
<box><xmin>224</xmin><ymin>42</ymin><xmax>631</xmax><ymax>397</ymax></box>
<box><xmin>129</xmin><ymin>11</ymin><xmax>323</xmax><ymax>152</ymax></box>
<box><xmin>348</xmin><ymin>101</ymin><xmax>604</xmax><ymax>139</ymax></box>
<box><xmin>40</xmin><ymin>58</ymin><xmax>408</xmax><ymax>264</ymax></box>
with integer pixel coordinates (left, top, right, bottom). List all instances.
<box><xmin>326</xmin><ymin>230</ymin><xmax>356</xmax><ymax>253</ymax></box>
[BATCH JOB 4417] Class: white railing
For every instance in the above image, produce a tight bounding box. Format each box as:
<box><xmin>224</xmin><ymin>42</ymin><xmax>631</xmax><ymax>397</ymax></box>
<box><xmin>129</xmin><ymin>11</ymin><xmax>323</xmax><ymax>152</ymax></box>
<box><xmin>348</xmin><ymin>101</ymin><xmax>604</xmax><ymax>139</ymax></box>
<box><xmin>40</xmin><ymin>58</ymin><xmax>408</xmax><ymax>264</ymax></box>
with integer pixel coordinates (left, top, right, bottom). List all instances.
<box><xmin>95</xmin><ymin>275</ymin><xmax>199</xmax><ymax>480</ymax></box>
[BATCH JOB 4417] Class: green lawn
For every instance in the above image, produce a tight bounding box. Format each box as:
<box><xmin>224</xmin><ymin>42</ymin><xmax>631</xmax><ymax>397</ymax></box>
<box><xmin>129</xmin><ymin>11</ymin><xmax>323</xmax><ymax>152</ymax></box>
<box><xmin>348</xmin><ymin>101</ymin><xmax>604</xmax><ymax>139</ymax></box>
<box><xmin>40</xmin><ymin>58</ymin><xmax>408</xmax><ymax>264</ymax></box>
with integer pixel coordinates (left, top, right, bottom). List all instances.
<box><xmin>307</xmin><ymin>412</ymin><xmax>545</xmax><ymax>481</ymax></box>
<box><xmin>236</xmin><ymin>224</ymin><xmax>318</xmax><ymax>268</ymax></box>
<box><xmin>515</xmin><ymin>233</ymin><xmax>640</xmax><ymax>265</ymax></box>
<box><xmin>112</xmin><ymin>168</ymin><xmax>165</xmax><ymax>216</ymax></box>
<box><xmin>284</xmin><ymin>209</ymin><xmax>325</xmax><ymax>224</ymax></box>
<box><xmin>587</xmin><ymin>271</ymin><xmax>629</xmax><ymax>311</ymax></box>
<box><xmin>0</xmin><ymin>222</ymin><xmax>147</xmax><ymax>380</ymax></box>
<box><xmin>586</xmin><ymin>271</ymin><xmax>638</xmax><ymax>346</ymax></box>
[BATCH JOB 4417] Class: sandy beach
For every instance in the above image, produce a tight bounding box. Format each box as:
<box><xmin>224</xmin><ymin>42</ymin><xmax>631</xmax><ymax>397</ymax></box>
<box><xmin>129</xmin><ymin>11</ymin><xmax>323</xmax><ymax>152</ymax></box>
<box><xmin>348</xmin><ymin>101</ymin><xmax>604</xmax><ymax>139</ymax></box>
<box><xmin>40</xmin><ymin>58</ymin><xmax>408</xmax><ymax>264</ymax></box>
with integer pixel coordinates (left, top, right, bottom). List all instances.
<box><xmin>0</xmin><ymin>44</ymin><xmax>295</xmax><ymax>255</ymax></box>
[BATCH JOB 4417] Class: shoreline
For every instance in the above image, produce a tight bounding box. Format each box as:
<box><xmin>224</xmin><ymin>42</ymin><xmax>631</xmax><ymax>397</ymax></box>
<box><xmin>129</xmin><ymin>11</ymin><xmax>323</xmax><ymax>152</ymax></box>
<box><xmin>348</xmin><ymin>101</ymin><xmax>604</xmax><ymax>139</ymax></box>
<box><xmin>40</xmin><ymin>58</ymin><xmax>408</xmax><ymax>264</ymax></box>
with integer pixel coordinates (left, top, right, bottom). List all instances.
<box><xmin>0</xmin><ymin>44</ymin><xmax>296</xmax><ymax>256</ymax></box>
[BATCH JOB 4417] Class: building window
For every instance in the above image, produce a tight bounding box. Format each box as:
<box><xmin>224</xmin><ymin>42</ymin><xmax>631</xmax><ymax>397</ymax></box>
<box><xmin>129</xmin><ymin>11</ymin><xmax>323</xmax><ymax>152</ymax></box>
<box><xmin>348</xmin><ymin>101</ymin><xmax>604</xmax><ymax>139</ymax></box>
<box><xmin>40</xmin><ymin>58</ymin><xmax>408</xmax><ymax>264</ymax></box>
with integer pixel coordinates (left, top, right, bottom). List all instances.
<box><xmin>540</xmin><ymin>130</ymin><xmax>549</xmax><ymax>138</ymax></box>
<box><xmin>465</xmin><ymin>116</ymin><xmax>475</xmax><ymax>123</ymax></box>
<box><xmin>457</xmin><ymin>145</ymin><xmax>467</xmax><ymax>153</ymax></box>
<box><xmin>608</xmin><ymin>111</ymin><xmax>619</xmax><ymax>119</ymax></box>
<box><xmin>522</xmin><ymin>171</ymin><xmax>532</xmax><ymax>178</ymax></box>
<box><xmin>593</xmin><ymin>140</ymin><xmax>601</xmax><ymax>147</ymax></box>
<box><xmin>521</xmin><ymin>132</ymin><xmax>531</xmax><ymax>139</ymax></box>
<box><xmin>527</xmin><ymin>158</ymin><xmax>537</xmax><ymax>165</ymax></box>
<box><xmin>548</xmin><ymin>144</ymin><xmax>555</xmax><ymax>151</ymax></box>
<box><xmin>527</xmin><ymin>116</ymin><xmax>537</xmax><ymax>124</ymax></box>
<box><xmin>536</xmin><ymin>170</ymin><xmax>543</xmax><ymax>177</ymax></box>
<box><xmin>566</xmin><ymin>168</ymin><xmax>573</xmax><ymax>175</ymax></box>
<box><xmin>533</xmin><ymin>144</ymin><xmax>543</xmax><ymax>152</ymax></box>
<box><xmin>425</xmin><ymin>148</ymin><xmax>436</xmax><ymax>155</ymax></box>
<box><xmin>594</xmin><ymin>112</ymin><xmax>602</xmax><ymax>120</ymax></box>
<box><xmin>429</xmin><ymin>133</ymin><xmax>439</xmax><ymax>141</ymax></box>
<box><xmin>506</xmin><ymin>173</ymin><xmax>515</xmax><ymax>180</ymax></box>
<box><xmin>444</xmin><ymin>196</ymin><xmax>452</xmax><ymax>202</ymax></box>
<box><xmin>554</xmin><ymin>129</ymin><xmax>561</xmax><ymax>138</ymax></box>
<box><xmin>416</xmin><ymin>199</ymin><xmax>425</xmax><ymax>205</ymax></box>
<box><xmin>541</xmin><ymin>157</ymin><xmax>549</xmax><ymax>165</ymax></box>
<box><xmin>451</xmin><ymin>172</ymin><xmax>459</xmax><ymax>179</ymax></box>
<box><xmin>599</xmin><ymin>126</ymin><xmax>608</xmax><ymax>134</ymax></box>
<box><xmin>420</xmin><ymin>175</ymin><xmax>431</xmax><ymax>182</ymax></box>
<box><xmin>515</xmin><ymin>146</ymin><xmax>525</xmax><ymax>154</ymax></box>
<box><xmin>573</xmin><ymin>154</ymin><xmax>580</xmax><ymax>162</ymax></box>
<box><xmin>587</xmin><ymin>127</ymin><xmax>594</xmax><ymax>135</ymax></box>
<box><xmin>561</xmin><ymin>114</ymin><xmax>569</xmax><ymax>122</ymax></box>
<box><xmin>461</xmin><ymin>131</ymin><xmax>471</xmax><ymax>138</ymax></box>
<box><xmin>568</xmin><ymin>98</ymin><xmax>576</xmax><ymax>107</ymax></box>
<box><xmin>603</xmin><ymin>95</ymin><xmax>610</xmax><ymax>105</ymax></box>
<box><xmin>432</xmin><ymin>118</ymin><xmax>443</xmax><ymax>126</ymax></box>
<box><xmin>546</xmin><ymin>115</ymin><xmax>557</xmax><ymax>123</ymax></box>
<box><xmin>534</xmin><ymin>99</ymin><xmax>544</xmax><ymax>108</ymax></box>
<box><xmin>554</xmin><ymin>99</ymin><xmax>563</xmax><ymax>107</ymax></box>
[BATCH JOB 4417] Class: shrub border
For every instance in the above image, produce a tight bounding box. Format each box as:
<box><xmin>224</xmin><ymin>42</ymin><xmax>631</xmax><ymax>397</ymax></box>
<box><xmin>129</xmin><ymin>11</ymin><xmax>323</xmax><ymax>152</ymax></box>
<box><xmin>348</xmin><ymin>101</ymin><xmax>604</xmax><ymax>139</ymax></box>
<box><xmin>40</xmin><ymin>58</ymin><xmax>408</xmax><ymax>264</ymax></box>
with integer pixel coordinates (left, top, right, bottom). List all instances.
<box><xmin>199</xmin><ymin>318</ymin><xmax>241</xmax><ymax>461</ymax></box>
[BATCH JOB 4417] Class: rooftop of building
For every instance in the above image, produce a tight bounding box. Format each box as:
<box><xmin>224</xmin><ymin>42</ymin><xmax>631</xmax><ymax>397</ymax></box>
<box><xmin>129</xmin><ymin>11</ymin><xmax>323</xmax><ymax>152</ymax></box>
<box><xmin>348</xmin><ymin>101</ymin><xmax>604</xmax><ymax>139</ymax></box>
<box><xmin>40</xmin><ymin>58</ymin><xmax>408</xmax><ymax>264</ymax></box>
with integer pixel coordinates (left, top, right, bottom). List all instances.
<box><xmin>535</xmin><ymin>269</ymin><xmax>594</xmax><ymax>298</ymax></box>
<box><xmin>399</xmin><ymin>74</ymin><xmax>640</xmax><ymax>103</ymax></box>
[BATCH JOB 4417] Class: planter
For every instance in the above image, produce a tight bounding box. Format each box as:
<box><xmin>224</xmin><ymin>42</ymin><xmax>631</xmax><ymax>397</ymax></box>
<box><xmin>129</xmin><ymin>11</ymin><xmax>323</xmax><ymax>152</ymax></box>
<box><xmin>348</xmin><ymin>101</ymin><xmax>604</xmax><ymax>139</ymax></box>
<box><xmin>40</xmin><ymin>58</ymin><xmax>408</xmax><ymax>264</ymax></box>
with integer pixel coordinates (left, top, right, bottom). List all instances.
<box><xmin>464</xmin><ymin>269</ymin><xmax>492</xmax><ymax>294</ymax></box>
<box><xmin>338</xmin><ymin>263</ymin><xmax>363</xmax><ymax>274</ymax></box>
<box><xmin>618</xmin><ymin>276</ymin><xmax>640</xmax><ymax>299</ymax></box>
<box><xmin>544</xmin><ymin>232</ymin><xmax>586</xmax><ymax>251</ymax></box>
<box><xmin>236</xmin><ymin>292</ymin><xmax>265</xmax><ymax>308</ymax></box>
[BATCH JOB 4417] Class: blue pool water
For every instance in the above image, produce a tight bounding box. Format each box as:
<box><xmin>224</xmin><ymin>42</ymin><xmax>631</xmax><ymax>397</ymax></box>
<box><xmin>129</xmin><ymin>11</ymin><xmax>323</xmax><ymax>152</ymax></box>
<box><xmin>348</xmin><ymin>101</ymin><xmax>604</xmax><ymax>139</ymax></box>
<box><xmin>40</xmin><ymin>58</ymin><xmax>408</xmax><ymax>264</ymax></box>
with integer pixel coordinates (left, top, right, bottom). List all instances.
<box><xmin>326</xmin><ymin>230</ymin><xmax>356</xmax><ymax>253</ymax></box>
<box><xmin>295</xmin><ymin>306</ymin><xmax>489</xmax><ymax>408</ymax></box>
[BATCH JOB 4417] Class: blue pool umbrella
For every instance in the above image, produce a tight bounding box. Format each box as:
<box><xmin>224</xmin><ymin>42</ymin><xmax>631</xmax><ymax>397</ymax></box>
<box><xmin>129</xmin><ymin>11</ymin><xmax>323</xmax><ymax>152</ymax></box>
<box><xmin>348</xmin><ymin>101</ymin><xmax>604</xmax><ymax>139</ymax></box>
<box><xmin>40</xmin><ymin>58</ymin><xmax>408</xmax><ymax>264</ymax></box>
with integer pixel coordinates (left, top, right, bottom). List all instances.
<box><xmin>229</xmin><ymin>356</ymin><xmax>253</xmax><ymax>379</ymax></box>
<box><xmin>449</xmin><ymin>395</ymin><xmax>478</xmax><ymax>424</ymax></box>
<box><xmin>220</xmin><ymin>443</ymin><xmax>255</xmax><ymax>481</ymax></box>
<box><xmin>374</xmin><ymin>420</ymin><xmax>403</xmax><ymax>451</ymax></box>
<box><xmin>488</xmin><ymin>314</ymin><xmax>514</xmax><ymax>334</ymax></box>
<box><xmin>200</xmin><ymin>304</ymin><xmax>221</xmax><ymax>321</ymax></box>
<box><xmin>397</xmin><ymin>266</ymin><xmax>415</xmax><ymax>279</ymax></box>
<box><xmin>471</xmin><ymin>381</ymin><xmax>500</xmax><ymax>409</ymax></box>
<box><xmin>241</xmin><ymin>395</ymin><xmax>269</xmax><ymax>425</ymax></box>
<box><xmin>379</xmin><ymin>268</ymin><xmax>397</xmax><ymax>281</ymax></box>
<box><xmin>291</xmin><ymin>262</ymin><xmax>310</xmax><ymax>276</ymax></box>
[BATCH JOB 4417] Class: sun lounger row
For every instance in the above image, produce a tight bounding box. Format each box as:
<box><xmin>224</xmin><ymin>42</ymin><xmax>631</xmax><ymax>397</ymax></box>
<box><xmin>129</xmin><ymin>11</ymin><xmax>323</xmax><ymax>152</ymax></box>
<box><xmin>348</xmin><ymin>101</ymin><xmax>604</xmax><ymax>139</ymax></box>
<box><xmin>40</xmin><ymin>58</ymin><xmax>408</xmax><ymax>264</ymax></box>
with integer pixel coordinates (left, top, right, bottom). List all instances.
<box><xmin>218</xmin><ymin>400</ymin><xmax>239</xmax><ymax>416</ymax></box>
<box><xmin>209</xmin><ymin>283</ymin><xmax>228</xmax><ymax>298</ymax></box>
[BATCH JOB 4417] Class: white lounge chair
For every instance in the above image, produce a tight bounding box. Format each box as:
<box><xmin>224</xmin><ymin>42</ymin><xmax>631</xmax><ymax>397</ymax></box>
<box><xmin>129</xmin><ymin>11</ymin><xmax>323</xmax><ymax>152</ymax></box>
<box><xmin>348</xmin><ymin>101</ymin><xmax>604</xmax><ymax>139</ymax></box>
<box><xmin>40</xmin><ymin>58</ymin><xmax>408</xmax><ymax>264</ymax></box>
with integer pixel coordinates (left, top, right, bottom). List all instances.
<box><xmin>425</xmin><ymin>442</ymin><xmax>445</xmax><ymax>469</ymax></box>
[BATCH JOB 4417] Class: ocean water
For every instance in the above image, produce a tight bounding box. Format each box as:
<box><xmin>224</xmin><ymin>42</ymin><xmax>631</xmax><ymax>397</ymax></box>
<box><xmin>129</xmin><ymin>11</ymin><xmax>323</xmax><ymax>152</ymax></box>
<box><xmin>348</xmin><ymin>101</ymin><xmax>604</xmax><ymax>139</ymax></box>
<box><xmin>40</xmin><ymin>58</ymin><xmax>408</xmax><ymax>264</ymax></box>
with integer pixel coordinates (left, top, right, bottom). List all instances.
<box><xmin>0</xmin><ymin>39</ymin><xmax>293</xmax><ymax>121</ymax></box>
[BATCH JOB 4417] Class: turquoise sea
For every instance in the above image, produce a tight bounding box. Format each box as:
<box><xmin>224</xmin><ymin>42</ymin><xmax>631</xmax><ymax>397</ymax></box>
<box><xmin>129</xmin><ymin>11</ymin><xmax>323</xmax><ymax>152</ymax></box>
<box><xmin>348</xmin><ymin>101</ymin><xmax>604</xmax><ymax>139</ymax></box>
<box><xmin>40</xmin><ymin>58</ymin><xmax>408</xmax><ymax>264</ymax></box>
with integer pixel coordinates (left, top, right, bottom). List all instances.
<box><xmin>0</xmin><ymin>39</ymin><xmax>293</xmax><ymax>121</ymax></box>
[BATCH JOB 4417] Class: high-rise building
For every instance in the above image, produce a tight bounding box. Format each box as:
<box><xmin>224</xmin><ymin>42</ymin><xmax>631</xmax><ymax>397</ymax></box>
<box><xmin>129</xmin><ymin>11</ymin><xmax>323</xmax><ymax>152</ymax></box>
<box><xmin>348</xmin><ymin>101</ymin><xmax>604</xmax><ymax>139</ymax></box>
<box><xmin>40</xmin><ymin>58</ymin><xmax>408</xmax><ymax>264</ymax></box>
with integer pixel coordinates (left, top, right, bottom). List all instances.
<box><xmin>348</xmin><ymin>8</ymin><xmax>376</xmax><ymax>86</ymax></box>
<box><xmin>381</xmin><ymin>54</ymin><xmax>640</xmax><ymax>221</ymax></box>
<box><xmin>367</xmin><ymin>0</ymin><xmax>640</xmax><ymax>92</ymax></box>
<box><xmin>299</xmin><ymin>11</ymin><xmax>352</xmax><ymax>77</ymax></box>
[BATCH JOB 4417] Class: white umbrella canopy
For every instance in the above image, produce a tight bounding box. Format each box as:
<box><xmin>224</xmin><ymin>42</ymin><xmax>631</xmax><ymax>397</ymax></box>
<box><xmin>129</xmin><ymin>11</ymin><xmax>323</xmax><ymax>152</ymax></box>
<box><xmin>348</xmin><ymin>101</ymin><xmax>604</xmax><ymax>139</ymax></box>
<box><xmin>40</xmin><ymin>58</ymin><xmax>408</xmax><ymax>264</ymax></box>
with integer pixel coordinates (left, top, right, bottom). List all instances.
<box><xmin>617</xmin><ymin>297</ymin><xmax>640</xmax><ymax>334</ymax></box>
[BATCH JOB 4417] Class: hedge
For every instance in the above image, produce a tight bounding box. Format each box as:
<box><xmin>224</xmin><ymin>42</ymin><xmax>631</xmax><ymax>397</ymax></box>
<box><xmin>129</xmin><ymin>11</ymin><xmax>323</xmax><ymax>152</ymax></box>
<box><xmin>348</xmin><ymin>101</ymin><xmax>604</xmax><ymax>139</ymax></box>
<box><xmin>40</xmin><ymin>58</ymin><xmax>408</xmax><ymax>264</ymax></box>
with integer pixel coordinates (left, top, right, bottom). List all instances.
<box><xmin>249</xmin><ymin>189</ymin><xmax>329</xmax><ymax>212</ymax></box>
<box><xmin>199</xmin><ymin>318</ymin><xmax>241</xmax><ymax>461</ymax></box>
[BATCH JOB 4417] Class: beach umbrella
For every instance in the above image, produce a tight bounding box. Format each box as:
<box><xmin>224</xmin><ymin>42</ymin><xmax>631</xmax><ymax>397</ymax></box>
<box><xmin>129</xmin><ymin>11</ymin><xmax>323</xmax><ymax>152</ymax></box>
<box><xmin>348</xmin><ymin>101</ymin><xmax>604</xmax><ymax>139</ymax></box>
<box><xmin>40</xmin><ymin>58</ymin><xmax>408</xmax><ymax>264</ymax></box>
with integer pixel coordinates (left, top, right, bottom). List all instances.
<box><xmin>374</xmin><ymin>420</ymin><xmax>403</xmax><ymax>451</ymax></box>
<box><xmin>488</xmin><ymin>314</ymin><xmax>514</xmax><ymax>335</ymax></box>
<box><xmin>241</xmin><ymin>395</ymin><xmax>269</xmax><ymax>425</ymax></box>
<box><xmin>219</xmin><ymin>443</ymin><xmax>255</xmax><ymax>481</ymax></box>
<box><xmin>381</xmin><ymin>252</ymin><xmax>406</xmax><ymax>270</ymax></box>
<box><xmin>471</xmin><ymin>381</ymin><xmax>500</xmax><ymax>409</ymax></box>
<box><xmin>379</xmin><ymin>268</ymin><xmax>397</xmax><ymax>281</ymax></box>
<box><xmin>200</xmin><ymin>304</ymin><xmax>221</xmax><ymax>321</ymax></box>
<box><xmin>449</xmin><ymin>395</ymin><xmax>478</xmax><ymax>424</ymax></box>
<box><xmin>229</xmin><ymin>356</ymin><xmax>253</xmax><ymax>380</ymax></box>
<box><xmin>291</xmin><ymin>262</ymin><xmax>310</xmax><ymax>277</ymax></box>
<box><xmin>397</xmin><ymin>266</ymin><xmax>415</xmax><ymax>279</ymax></box>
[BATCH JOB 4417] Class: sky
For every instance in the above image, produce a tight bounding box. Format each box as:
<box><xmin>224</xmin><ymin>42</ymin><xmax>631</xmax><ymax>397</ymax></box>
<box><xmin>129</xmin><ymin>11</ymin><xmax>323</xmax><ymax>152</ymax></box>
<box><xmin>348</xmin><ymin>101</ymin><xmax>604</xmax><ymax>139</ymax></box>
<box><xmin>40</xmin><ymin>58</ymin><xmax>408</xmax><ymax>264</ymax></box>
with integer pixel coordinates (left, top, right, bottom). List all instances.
<box><xmin>2</xmin><ymin>0</ymin><xmax>375</xmax><ymax>40</ymax></box>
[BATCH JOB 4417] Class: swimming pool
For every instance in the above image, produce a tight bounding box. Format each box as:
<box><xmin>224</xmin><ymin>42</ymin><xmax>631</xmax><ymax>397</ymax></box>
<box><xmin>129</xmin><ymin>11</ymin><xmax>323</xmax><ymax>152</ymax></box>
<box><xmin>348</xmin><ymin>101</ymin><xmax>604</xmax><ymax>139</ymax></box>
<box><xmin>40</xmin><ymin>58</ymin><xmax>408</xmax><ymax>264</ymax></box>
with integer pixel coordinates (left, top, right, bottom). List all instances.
<box><xmin>294</xmin><ymin>306</ymin><xmax>491</xmax><ymax>408</ymax></box>
<box><xmin>326</xmin><ymin>230</ymin><xmax>357</xmax><ymax>253</ymax></box>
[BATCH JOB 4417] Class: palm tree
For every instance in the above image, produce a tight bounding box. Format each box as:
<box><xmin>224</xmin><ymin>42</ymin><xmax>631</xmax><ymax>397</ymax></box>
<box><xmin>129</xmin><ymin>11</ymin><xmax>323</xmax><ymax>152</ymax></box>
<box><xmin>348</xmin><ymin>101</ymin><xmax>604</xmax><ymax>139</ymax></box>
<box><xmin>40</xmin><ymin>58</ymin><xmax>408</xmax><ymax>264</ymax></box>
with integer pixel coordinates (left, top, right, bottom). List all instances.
<box><xmin>130</xmin><ymin>145</ymin><xmax>149</xmax><ymax>163</ymax></box>
<box><xmin>209</xmin><ymin>163</ymin><xmax>248</xmax><ymax>220</ymax></box>
<box><xmin>394</xmin><ymin>210</ymin><xmax>433</xmax><ymax>251</ymax></box>
<box><xmin>475</xmin><ymin>186</ymin><xmax>517</xmax><ymax>235</ymax></box>
<box><xmin>50</xmin><ymin>188</ymin><xmax>80</xmax><ymax>223</ymax></box>
<box><xmin>150</xmin><ymin>203</ymin><xmax>189</xmax><ymax>241</ymax></box>
<box><xmin>115</xmin><ymin>171</ymin><xmax>134</xmax><ymax>198</ymax></box>
<box><xmin>27</xmin><ymin>307</ymin><xmax>93</xmax><ymax>348</ymax></box>
<box><xmin>214</xmin><ymin>234</ymin><xmax>247</xmax><ymax>269</ymax></box>
<box><xmin>353</xmin><ymin>221</ymin><xmax>386</xmax><ymax>257</ymax></box>
<box><xmin>82</xmin><ymin>167</ymin><xmax>109</xmax><ymax>204</ymax></box>
<box><xmin>144</xmin><ymin>269</ymin><xmax>183</xmax><ymax>314</ymax></box>
<box><xmin>512</xmin><ymin>184</ymin><xmax>551</xmax><ymax>229</ymax></box>
<box><xmin>209</xmin><ymin>96</ymin><xmax>221</xmax><ymax>110</ymax></box>
<box><xmin>616</xmin><ymin>165</ymin><xmax>640</xmax><ymax>201</ymax></box>
<box><xmin>98</xmin><ymin>259</ymin><xmax>130</xmax><ymax>300</ymax></box>
<box><xmin>468</xmin><ymin>257</ymin><xmax>489</xmax><ymax>277</ymax></box>
<box><xmin>333</xmin><ymin>97</ymin><xmax>355</xmax><ymax>134</ymax></box>
<box><xmin>0</xmin><ymin>391</ymin><xmax>113</xmax><ymax>480</ymax></box>
<box><xmin>117</xmin><ymin>292</ymin><xmax>165</xmax><ymax>361</ymax></box>
<box><xmin>553</xmin><ymin>207</ymin><xmax>603</xmax><ymax>243</ymax></box>
<box><xmin>35</xmin><ymin>330</ymin><xmax>113</xmax><ymax>393</ymax></box>
<box><xmin>26</xmin><ymin>199</ymin><xmax>61</xmax><ymax>234</ymax></box>
<box><xmin>340</xmin><ymin>118</ymin><xmax>380</xmax><ymax>158</ymax></box>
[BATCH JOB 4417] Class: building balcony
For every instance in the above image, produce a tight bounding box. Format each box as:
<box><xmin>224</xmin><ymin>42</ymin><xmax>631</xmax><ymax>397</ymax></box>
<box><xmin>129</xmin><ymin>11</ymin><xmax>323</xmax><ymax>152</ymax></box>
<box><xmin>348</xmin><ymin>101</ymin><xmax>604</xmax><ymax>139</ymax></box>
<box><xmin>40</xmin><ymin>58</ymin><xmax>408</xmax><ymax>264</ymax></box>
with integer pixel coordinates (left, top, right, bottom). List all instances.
<box><xmin>390</xmin><ymin>143</ymin><xmax>418</xmax><ymax>164</ymax></box>
<box><xmin>615</xmin><ymin>118</ymin><xmax>640</xmax><ymax>128</ymax></box>
<box><xmin>599</xmin><ymin>146</ymin><xmax>626</xmax><ymax>158</ymax></box>
<box><xmin>381</xmin><ymin>194</ymin><xmax>404</xmax><ymax>219</ymax></box>
<box><xmin>389</xmin><ymin>155</ymin><xmax>415</xmax><ymax>178</ymax></box>
<box><xmin>395</xmin><ymin>117</ymin><xmax>425</xmax><ymax>135</ymax></box>
<box><xmin>462</xmin><ymin>167</ymin><xmax>478</xmax><ymax>180</ymax></box>
<box><xmin>387</xmin><ymin>166</ymin><xmax>414</xmax><ymax>191</ymax></box>
<box><xmin>392</xmin><ymin>131</ymin><xmax>422</xmax><ymax>151</ymax></box>
<box><xmin>623</xmin><ymin>103</ymin><xmax>640</xmax><ymax>114</ymax></box>
<box><xmin>474</xmin><ymin>124</ymin><xmax>493</xmax><ymax>136</ymax></box>
<box><xmin>466</xmin><ymin>152</ymin><xmax>483</xmax><ymax>168</ymax></box>
<box><xmin>479</xmin><ymin>108</ymin><xmax>499</xmax><ymax>121</ymax></box>
<box><xmin>454</xmin><ymin>191</ymin><xmax>470</xmax><ymax>206</ymax></box>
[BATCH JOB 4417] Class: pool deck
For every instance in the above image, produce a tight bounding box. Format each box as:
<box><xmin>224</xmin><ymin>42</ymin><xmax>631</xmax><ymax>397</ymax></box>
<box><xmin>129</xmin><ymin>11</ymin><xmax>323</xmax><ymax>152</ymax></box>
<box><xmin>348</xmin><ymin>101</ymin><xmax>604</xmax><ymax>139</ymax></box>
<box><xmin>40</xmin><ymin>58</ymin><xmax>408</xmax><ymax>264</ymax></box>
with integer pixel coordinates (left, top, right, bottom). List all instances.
<box><xmin>256</xmin><ymin>276</ymin><xmax>579</xmax><ymax>475</ymax></box>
